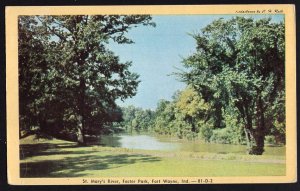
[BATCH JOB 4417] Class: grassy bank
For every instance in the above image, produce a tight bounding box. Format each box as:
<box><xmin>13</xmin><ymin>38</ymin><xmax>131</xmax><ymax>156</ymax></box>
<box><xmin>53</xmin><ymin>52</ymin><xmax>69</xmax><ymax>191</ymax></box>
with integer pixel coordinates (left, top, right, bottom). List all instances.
<box><xmin>20</xmin><ymin>136</ymin><xmax>285</xmax><ymax>177</ymax></box>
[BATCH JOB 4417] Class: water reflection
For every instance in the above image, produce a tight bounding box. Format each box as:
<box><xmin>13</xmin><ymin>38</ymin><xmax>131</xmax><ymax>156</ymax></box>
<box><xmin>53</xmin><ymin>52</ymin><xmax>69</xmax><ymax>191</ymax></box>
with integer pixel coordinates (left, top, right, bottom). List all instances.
<box><xmin>99</xmin><ymin>134</ymin><xmax>285</xmax><ymax>156</ymax></box>
<box><xmin>100</xmin><ymin>134</ymin><xmax>179</xmax><ymax>151</ymax></box>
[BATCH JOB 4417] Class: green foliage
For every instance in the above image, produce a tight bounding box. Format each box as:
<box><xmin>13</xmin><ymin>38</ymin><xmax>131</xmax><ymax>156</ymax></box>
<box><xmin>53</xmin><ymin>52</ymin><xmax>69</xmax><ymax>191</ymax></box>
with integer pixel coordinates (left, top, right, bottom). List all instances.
<box><xmin>120</xmin><ymin>106</ymin><xmax>155</xmax><ymax>133</ymax></box>
<box><xmin>18</xmin><ymin>15</ymin><xmax>155</xmax><ymax>143</ymax></box>
<box><xmin>198</xmin><ymin>122</ymin><xmax>213</xmax><ymax>142</ymax></box>
<box><xmin>179</xmin><ymin>17</ymin><xmax>285</xmax><ymax>154</ymax></box>
<box><xmin>151</xmin><ymin>88</ymin><xmax>213</xmax><ymax>141</ymax></box>
<box><xmin>264</xmin><ymin>135</ymin><xmax>276</xmax><ymax>145</ymax></box>
<box><xmin>153</xmin><ymin>100</ymin><xmax>176</xmax><ymax>135</ymax></box>
<box><xmin>210</xmin><ymin>127</ymin><xmax>243</xmax><ymax>145</ymax></box>
<box><xmin>174</xmin><ymin>87</ymin><xmax>211</xmax><ymax>140</ymax></box>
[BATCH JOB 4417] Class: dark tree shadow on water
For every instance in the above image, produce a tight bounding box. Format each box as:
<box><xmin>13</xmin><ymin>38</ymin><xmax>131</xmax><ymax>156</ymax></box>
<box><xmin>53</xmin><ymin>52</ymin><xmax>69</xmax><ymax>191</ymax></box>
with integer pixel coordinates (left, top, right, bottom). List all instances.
<box><xmin>20</xmin><ymin>142</ymin><xmax>161</xmax><ymax>177</ymax></box>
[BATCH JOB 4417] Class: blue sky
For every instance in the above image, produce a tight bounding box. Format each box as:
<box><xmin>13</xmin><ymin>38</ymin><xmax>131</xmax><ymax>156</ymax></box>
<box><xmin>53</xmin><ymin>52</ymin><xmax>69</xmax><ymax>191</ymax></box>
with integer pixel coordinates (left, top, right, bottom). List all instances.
<box><xmin>108</xmin><ymin>14</ymin><xmax>284</xmax><ymax>110</ymax></box>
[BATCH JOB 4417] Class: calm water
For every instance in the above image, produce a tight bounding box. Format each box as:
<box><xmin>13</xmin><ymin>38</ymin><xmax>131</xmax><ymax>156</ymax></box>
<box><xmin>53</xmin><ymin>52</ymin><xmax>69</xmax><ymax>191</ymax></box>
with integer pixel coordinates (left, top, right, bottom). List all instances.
<box><xmin>99</xmin><ymin>134</ymin><xmax>285</xmax><ymax>156</ymax></box>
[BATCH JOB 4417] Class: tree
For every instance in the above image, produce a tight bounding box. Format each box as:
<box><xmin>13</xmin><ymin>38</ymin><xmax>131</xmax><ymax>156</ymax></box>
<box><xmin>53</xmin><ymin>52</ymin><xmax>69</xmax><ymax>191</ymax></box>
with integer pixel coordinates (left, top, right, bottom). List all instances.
<box><xmin>180</xmin><ymin>17</ymin><xmax>285</xmax><ymax>154</ymax></box>
<box><xmin>153</xmin><ymin>100</ymin><xmax>176</xmax><ymax>136</ymax></box>
<box><xmin>120</xmin><ymin>106</ymin><xmax>155</xmax><ymax>133</ymax></box>
<box><xmin>19</xmin><ymin>16</ymin><xmax>55</xmax><ymax>138</ymax></box>
<box><xmin>175</xmin><ymin>86</ymin><xmax>212</xmax><ymax>141</ymax></box>
<box><xmin>19</xmin><ymin>15</ymin><xmax>155</xmax><ymax>145</ymax></box>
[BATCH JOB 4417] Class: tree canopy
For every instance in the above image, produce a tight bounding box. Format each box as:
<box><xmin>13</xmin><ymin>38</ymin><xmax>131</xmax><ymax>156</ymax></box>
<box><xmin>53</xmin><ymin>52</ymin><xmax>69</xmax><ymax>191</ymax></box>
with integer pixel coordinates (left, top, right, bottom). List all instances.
<box><xmin>179</xmin><ymin>17</ymin><xmax>285</xmax><ymax>154</ymax></box>
<box><xmin>19</xmin><ymin>15</ymin><xmax>155</xmax><ymax>144</ymax></box>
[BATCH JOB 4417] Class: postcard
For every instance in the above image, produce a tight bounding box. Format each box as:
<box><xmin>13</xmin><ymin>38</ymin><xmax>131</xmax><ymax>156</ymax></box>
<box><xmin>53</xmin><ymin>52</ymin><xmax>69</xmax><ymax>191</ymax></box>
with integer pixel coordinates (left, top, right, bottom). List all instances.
<box><xmin>6</xmin><ymin>5</ymin><xmax>296</xmax><ymax>185</ymax></box>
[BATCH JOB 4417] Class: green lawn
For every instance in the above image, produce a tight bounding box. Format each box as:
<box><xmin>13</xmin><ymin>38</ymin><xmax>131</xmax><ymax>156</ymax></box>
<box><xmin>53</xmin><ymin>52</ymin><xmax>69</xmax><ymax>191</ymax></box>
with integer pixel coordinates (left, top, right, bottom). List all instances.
<box><xmin>20</xmin><ymin>136</ymin><xmax>285</xmax><ymax>177</ymax></box>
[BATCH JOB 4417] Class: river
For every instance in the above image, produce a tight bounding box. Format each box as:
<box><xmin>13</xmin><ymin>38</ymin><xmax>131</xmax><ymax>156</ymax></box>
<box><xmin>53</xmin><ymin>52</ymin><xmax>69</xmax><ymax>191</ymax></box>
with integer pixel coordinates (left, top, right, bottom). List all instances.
<box><xmin>99</xmin><ymin>134</ymin><xmax>285</xmax><ymax>156</ymax></box>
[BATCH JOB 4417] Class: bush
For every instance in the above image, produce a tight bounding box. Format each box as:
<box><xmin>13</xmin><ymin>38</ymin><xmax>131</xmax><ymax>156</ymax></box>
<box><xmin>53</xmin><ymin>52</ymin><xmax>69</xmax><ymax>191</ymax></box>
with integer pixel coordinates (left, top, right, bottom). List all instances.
<box><xmin>210</xmin><ymin>127</ymin><xmax>245</xmax><ymax>145</ymax></box>
<box><xmin>264</xmin><ymin>135</ymin><xmax>276</xmax><ymax>145</ymax></box>
<box><xmin>210</xmin><ymin>108</ymin><xmax>246</xmax><ymax>145</ymax></box>
<box><xmin>210</xmin><ymin>128</ymin><xmax>231</xmax><ymax>144</ymax></box>
<box><xmin>199</xmin><ymin>125</ymin><xmax>213</xmax><ymax>142</ymax></box>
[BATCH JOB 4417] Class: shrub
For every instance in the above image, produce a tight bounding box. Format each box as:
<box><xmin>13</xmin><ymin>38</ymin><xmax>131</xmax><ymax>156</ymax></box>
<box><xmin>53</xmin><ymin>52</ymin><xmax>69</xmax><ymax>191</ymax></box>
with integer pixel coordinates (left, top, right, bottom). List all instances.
<box><xmin>265</xmin><ymin>135</ymin><xmax>276</xmax><ymax>145</ymax></box>
<box><xmin>199</xmin><ymin>124</ymin><xmax>213</xmax><ymax>142</ymax></box>
<box><xmin>210</xmin><ymin>127</ymin><xmax>245</xmax><ymax>145</ymax></box>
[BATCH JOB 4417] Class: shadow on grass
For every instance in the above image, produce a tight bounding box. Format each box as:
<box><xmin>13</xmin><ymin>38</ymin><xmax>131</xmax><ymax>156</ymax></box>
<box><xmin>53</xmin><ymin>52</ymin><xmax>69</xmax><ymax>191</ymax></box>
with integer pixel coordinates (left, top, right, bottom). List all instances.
<box><xmin>20</xmin><ymin>142</ymin><xmax>82</xmax><ymax>159</ymax></box>
<box><xmin>20</xmin><ymin>142</ymin><xmax>161</xmax><ymax>177</ymax></box>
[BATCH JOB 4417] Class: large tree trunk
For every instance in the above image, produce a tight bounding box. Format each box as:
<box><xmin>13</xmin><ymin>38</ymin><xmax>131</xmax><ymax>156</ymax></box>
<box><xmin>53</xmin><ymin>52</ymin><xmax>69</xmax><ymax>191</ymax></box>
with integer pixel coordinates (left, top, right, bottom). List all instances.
<box><xmin>77</xmin><ymin>125</ymin><xmax>86</xmax><ymax>146</ymax></box>
<box><xmin>245</xmin><ymin>96</ymin><xmax>266</xmax><ymax>155</ymax></box>
<box><xmin>244</xmin><ymin>127</ymin><xmax>264</xmax><ymax>155</ymax></box>
<box><xmin>247</xmin><ymin>130</ymin><xmax>265</xmax><ymax>155</ymax></box>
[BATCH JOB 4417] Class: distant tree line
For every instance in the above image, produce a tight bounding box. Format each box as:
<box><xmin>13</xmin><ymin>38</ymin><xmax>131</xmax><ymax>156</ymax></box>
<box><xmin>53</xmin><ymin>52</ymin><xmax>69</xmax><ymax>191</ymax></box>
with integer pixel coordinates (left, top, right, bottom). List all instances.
<box><xmin>118</xmin><ymin>106</ymin><xmax>155</xmax><ymax>133</ymax></box>
<box><xmin>120</xmin><ymin>87</ymin><xmax>244</xmax><ymax>143</ymax></box>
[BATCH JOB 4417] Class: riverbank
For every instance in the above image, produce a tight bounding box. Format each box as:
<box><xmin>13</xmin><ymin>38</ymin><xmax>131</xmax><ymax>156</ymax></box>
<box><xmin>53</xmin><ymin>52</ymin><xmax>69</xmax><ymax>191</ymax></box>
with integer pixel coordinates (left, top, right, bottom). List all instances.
<box><xmin>20</xmin><ymin>135</ymin><xmax>285</xmax><ymax>177</ymax></box>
